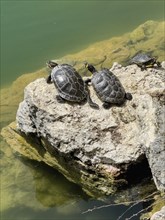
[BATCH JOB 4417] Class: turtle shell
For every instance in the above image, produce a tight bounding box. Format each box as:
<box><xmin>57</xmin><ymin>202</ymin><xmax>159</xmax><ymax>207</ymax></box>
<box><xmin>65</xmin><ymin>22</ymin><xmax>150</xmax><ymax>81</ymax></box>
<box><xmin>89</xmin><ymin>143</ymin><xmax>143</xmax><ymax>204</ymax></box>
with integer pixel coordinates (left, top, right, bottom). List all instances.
<box><xmin>91</xmin><ymin>68</ymin><xmax>126</xmax><ymax>104</ymax></box>
<box><xmin>51</xmin><ymin>64</ymin><xmax>87</xmax><ymax>102</ymax></box>
<box><xmin>131</xmin><ymin>53</ymin><xmax>153</xmax><ymax>64</ymax></box>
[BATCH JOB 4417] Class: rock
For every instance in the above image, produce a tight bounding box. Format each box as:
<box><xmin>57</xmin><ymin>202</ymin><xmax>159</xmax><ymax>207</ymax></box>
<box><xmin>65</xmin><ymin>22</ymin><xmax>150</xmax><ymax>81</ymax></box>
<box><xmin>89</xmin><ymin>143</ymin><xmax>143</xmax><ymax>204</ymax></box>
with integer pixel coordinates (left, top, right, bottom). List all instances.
<box><xmin>145</xmin><ymin>139</ymin><xmax>165</xmax><ymax>192</ymax></box>
<box><xmin>111</xmin><ymin>62</ymin><xmax>165</xmax><ymax>192</ymax></box>
<box><xmin>1</xmin><ymin>62</ymin><xmax>164</xmax><ymax>197</ymax></box>
<box><xmin>151</xmin><ymin>206</ymin><xmax>165</xmax><ymax>220</ymax></box>
<box><xmin>161</xmin><ymin>61</ymin><xmax>165</xmax><ymax>69</ymax></box>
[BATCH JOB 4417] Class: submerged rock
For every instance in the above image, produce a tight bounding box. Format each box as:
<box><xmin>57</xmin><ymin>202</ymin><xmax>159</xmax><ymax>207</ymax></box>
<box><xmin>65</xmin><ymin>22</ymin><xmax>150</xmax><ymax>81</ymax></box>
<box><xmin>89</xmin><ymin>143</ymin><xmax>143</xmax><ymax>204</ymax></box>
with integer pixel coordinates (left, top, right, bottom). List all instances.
<box><xmin>1</xmin><ymin>62</ymin><xmax>165</xmax><ymax>197</ymax></box>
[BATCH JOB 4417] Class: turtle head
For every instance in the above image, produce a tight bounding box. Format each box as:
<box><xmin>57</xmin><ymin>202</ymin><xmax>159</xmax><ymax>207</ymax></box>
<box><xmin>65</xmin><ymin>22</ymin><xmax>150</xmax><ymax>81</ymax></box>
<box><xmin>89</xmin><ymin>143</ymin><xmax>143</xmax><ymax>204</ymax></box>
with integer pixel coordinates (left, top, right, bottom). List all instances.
<box><xmin>84</xmin><ymin>62</ymin><xmax>96</xmax><ymax>74</ymax></box>
<box><xmin>46</xmin><ymin>60</ymin><xmax>58</xmax><ymax>69</ymax></box>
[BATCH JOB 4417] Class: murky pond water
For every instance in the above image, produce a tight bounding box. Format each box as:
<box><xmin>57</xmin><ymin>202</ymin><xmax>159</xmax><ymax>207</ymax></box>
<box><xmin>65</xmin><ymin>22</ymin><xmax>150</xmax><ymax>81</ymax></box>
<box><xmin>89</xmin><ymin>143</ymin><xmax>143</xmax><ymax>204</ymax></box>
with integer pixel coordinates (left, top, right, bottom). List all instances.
<box><xmin>1</xmin><ymin>0</ymin><xmax>164</xmax><ymax>86</ymax></box>
<box><xmin>0</xmin><ymin>1</ymin><xmax>164</xmax><ymax>220</ymax></box>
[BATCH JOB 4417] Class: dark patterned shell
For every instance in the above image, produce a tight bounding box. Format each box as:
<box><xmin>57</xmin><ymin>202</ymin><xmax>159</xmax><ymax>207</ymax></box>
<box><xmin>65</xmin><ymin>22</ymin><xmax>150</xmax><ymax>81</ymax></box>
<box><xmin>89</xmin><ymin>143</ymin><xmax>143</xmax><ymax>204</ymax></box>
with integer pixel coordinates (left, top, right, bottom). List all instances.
<box><xmin>91</xmin><ymin>69</ymin><xmax>126</xmax><ymax>104</ymax></box>
<box><xmin>51</xmin><ymin>64</ymin><xmax>87</xmax><ymax>102</ymax></box>
<box><xmin>131</xmin><ymin>53</ymin><xmax>152</xmax><ymax>64</ymax></box>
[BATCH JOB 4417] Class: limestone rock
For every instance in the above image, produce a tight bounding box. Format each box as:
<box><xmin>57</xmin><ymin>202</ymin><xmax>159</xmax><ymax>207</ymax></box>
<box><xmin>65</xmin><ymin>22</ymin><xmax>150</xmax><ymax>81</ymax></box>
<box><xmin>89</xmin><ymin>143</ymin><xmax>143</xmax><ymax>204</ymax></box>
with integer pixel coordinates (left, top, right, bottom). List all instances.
<box><xmin>2</xmin><ymin>62</ymin><xmax>164</xmax><ymax>196</ymax></box>
<box><xmin>151</xmin><ymin>206</ymin><xmax>165</xmax><ymax>220</ymax></box>
<box><xmin>145</xmin><ymin>139</ymin><xmax>165</xmax><ymax>191</ymax></box>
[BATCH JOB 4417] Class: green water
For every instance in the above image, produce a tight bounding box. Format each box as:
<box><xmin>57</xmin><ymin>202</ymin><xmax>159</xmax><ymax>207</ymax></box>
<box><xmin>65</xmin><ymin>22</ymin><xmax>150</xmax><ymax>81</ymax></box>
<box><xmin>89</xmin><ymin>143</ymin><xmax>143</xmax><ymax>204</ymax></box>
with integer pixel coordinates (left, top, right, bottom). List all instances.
<box><xmin>0</xmin><ymin>139</ymin><xmax>157</xmax><ymax>220</ymax></box>
<box><xmin>0</xmin><ymin>1</ymin><xmax>164</xmax><ymax>220</ymax></box>
<box><xmin>1</xmin><ymin>0</ymin><xmax>164</xmax><ymax>86</ymax></box>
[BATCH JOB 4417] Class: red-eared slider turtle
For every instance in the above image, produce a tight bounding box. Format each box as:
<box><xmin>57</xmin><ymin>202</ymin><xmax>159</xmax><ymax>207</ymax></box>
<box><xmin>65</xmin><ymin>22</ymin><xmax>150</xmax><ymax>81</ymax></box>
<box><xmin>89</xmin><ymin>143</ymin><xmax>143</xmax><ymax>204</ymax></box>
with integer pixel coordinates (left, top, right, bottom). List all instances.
<box><xmin>130</xmin><ymin>53</ymin><xmax>161</xmax><ymax>70</ymax></box>
<box><xmin>46</xmin><ymin>61</ymin><xmax>99</xmax><ymax>109</ymax></box>
<box><xmin>84</xmin><ymin>62</ymin><xmax>132</xmax><ymax>109</ymax></box>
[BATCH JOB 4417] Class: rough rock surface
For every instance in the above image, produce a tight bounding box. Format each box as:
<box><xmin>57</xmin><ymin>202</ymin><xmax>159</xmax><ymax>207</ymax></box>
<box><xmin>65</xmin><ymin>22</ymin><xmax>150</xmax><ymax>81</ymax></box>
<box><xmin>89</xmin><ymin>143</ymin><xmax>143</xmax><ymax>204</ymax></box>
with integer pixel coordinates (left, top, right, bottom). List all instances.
<box><xmin>151</xmin><ymin>206</ymin><xmax>165</xmax><ymax>220</ymax></box>
<box><xmin>4</xmin><ymin>62</ymin><xmax>162</xmax><ymax>196</ymax></box>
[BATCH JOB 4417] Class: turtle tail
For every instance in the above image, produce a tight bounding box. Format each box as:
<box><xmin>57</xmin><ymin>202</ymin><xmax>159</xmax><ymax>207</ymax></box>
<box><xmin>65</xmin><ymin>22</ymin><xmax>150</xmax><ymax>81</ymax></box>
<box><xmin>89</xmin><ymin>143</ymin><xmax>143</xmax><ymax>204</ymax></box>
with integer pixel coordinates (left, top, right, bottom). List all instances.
<box><xmin>84</xmin><ymin>81</ymin><xmax>99</xmax><ymax>109</ymax></box>
<box><xmin>125</xmin><ymin>92</ymin><xmax>133</xmax><ymax>100</ymax></box>
<box><xmin>87</xmin><ymin>94</ymin><xmax>99</xmax><ymax>109</ymax></box>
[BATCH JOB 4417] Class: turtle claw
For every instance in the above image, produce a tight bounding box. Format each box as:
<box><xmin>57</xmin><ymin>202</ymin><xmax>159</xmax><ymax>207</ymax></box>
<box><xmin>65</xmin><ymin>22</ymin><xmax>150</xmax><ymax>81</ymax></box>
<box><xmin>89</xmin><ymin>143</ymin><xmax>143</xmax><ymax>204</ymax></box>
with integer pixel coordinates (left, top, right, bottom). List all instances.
<box><xmin>56</xmin><ymin>95</ymin><xmax>65</xmax><ymax>103</ymax></box>
<box><xmin>102</xmin><ymin>102</ymin><xmax>111</xmax><ymax>109</ymax></box>
<box><xmin>125</xmin><ymin>93</ymin><xmax>133</xmax><ymax>100</ymax></box>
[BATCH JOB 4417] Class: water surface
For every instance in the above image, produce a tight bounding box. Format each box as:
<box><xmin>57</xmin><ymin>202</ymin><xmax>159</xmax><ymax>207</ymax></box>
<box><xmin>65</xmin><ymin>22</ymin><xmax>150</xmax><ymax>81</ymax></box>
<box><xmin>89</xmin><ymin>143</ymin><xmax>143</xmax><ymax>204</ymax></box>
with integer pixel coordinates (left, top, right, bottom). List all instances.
<box><xmin>1</xmin><ymin>0</ymin><xmax>164</xmax><ymax>86</ymax></box>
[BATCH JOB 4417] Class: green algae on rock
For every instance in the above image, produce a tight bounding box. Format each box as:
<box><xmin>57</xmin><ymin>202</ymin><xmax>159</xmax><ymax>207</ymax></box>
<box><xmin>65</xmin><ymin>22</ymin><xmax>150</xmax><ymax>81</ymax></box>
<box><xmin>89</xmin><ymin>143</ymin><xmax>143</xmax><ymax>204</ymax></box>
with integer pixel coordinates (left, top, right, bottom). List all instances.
<box><xmin>0</xmin><ymin>68</ymin><xmax>47</xmax><ymax>129</ymax></box>
<box><xmin>60</xmin><ymin>20</ymin><xmax>165</xmax><ymax>72</ymax></box>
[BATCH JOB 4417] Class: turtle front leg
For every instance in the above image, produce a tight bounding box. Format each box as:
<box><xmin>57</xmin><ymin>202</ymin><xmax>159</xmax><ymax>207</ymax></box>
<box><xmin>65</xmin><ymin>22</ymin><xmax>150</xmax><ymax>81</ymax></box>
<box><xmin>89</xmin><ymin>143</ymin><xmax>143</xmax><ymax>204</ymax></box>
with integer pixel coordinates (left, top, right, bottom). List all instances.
<box><xmin>140</xmin><ymin>64</ymin><xmax>147</xmax><ymax>71</ymax></box>
<box><xmin>46</xmin><ymin>75</ymin><xmax>53</xmax><ymax>84</ymax></box>
<box><xmin>84</xmin><ymin>78</ymin><xmax>91</xmax><ymax>85</ymax></box>
<box><xmin>125</xmin><ymin>92</ymin><xmax>133</xmax><ymax>100</ymax></box>
<box><xmin>102</xmin><ymin>102</ymin><xmax>111</xmax><ymax>109</ymax></box>
<box><xmin>56</xmin><ymin>95</ymin><xmax>66</xmax><ymax>103</ymax></box>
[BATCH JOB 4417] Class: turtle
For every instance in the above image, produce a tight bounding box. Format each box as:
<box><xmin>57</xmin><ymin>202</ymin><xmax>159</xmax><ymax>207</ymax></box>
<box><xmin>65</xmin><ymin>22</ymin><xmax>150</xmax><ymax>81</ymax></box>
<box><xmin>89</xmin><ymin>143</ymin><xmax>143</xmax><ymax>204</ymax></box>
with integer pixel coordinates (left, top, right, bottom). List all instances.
<box><xmin>84</xmin><ymin>62</ymin><xmax>132</xmax><ymax>109</ymax></box>
<box><xmin>46</xmin><ymin>60</ymin><xmax>99</xmax><ymax>109</ymax></box>
<box><xmin>130</xmin><ymin>53</ymin><xmax>161</xmax><ymax>70</ymax></box>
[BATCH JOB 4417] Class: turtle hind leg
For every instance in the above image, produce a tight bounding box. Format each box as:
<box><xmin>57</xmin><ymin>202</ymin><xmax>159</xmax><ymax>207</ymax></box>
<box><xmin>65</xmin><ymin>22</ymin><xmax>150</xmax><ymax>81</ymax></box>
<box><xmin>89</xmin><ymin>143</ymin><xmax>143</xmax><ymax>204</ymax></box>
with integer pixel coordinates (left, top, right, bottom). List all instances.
<box><xmin>102</xmin><ymin>102</ymin><xmax>111</xmax><ymax>109</ymax></box>
<box><xmin>125</xmin><ymin>93</ymin><xmax>133</xmax><ymax>100</ymax></box>
<box><xmin>140</xmin><ymin>64</ymin><xmax>146</xmax><ymax>71</ymax></box>
<box><xmin>56</xmin><ymin>95</ymin><xmax>66</xmax><ymax>103</ymax></box>
<box><xmin>156</xmin><ymin>61</ymin><xmax>161</xmax><ymax>67</ymax></box>
<box><xmin>85</xmin><ymin>83</ymin><xmax>99</xmax><ymax>109</ymax></box>
<box><xmin>87</xmin><ymin>95</ymin><xmax>99</xmax><ymax>109</ymax></box>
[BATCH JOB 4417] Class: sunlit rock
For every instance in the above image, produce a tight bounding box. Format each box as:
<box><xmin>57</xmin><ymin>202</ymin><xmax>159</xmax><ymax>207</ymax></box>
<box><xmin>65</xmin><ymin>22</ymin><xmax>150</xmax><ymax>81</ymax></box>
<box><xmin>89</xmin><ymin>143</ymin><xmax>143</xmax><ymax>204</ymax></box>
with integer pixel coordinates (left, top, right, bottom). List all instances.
<box><xmin>2</xmin><ymin>62</ymin><xmax>164</xmax><ymax>197</ymax></box>
<box><xmin>150</xmin><ymin>206</ymin><xmax>165</xmax><ymax>220</ymax></box>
